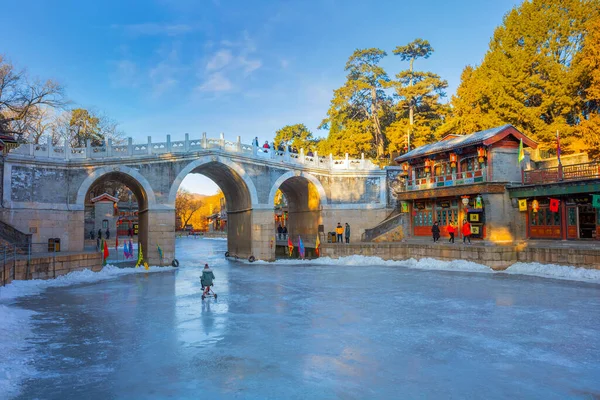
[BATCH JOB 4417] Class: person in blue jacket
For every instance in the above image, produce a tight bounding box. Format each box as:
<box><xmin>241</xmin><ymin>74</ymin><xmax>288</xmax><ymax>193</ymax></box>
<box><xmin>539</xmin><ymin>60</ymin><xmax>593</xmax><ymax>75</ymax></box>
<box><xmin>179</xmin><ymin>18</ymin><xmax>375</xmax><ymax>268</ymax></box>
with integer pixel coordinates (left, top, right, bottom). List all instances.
<box><xmin>201</xmin><ymin>264</ymin><xmax>215</xmax><ymax>296</ymax></box>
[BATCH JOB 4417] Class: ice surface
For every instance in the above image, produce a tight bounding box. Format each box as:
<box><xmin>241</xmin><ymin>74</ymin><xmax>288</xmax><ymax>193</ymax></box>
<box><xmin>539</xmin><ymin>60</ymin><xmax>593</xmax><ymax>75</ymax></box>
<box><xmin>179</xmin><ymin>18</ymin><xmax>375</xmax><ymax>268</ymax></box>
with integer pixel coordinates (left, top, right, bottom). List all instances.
<box><xmin>1</xmin><ymin>237</ymin><xmax>599</xmax><ymax>399</ymax></box>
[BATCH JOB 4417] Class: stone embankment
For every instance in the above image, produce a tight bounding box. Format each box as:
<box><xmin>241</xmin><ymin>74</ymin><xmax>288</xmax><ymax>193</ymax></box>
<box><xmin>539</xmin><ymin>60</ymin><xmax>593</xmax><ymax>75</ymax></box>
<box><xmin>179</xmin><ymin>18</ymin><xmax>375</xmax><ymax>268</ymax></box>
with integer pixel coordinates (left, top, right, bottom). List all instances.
<box><xmin>321</xmin><ymin>242</ymin><xmax>600</xmax><ymax>270</ymax></box>
<box><xmin>1</xmin><ymin>252</ymin><xmax>102</xmax><ymax>285</ymax></box>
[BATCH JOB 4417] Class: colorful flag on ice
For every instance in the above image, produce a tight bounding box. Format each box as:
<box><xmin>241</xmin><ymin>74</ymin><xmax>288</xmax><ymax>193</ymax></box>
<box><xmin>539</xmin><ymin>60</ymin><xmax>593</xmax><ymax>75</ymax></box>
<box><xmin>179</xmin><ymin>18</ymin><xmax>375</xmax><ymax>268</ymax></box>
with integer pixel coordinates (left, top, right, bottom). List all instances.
<box><xmin>123</xmin><ymin>243</ymin><xmax>128</xmax><ymax>259</ymax></box>
<box><xmin>128</xmin><ymin>240</ymin><xmax>133</xmax><ymax>259</ymax></box>
<box><xmin>298</xmin><ymin>236</ymin><xmax>305</xmax><ymax>259</ymax></box>
<box><xmin>103</xmin><ymin>240</ymin><xmax>109</xmax><ymax>266</ymax></box>
<box><xmin>287</xmin><ymin>236</ymin><xmax>294</xmax><ymax>257</ymax></box>
<box><xmin>157</xmin><ymin>244</ymin><xmax>163</xmax><ymax>260</ymax></box>
<box><xmin>517</xmin><ymin>138</ymin><xmax>524</xmax><ymax>166</ymax></box>
<box><xmin>315</xmin><ymin>234</ymin><xmax>320</xmax><ymax>257</ymax></box>
<box><xmin>136</xmin><ymin>243</ymin><xmax>143</xmax><ymax>267</ymax></box>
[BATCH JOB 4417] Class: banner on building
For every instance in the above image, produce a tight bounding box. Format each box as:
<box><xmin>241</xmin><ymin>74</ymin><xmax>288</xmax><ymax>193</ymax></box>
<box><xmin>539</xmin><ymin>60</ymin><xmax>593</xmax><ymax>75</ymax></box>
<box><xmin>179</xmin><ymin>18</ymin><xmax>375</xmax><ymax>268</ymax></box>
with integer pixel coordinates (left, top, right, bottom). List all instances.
<box><xmin>592</xmin><ymin>194</ymin><xmax>600</xmax><ymax>209</ymax></box>
<box><xmin>518</xmin><ymin>199</ymin><xmax>527</xmax><ymax>212</ymax></box>
<box><xmin>400</xmin><ymin>201</ymin><xmax>409</xmax><ymax>213</ymax></box>
<box><xmin>549</xmin><ymin>198</ymin><xmax>560</xmax><ymax>213</ymax></box>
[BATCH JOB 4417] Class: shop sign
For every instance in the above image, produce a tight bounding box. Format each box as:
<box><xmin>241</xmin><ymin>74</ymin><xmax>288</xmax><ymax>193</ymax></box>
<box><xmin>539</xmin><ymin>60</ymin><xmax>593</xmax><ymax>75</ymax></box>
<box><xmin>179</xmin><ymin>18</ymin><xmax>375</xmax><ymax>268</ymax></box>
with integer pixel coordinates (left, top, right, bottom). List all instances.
<box><xmin>518</xmin><ymin>199</ymin><xmax>527</xmax><ymax>212</ymax></box>
<box><xmin>573</xmin><ymin>196</ymin><xmax>591</xmax><ymax>204</ymax></box>
<box><xmin>438</xmin><ymin>201</ymin><xmax>451</xmax><ymax>208</ymax></box>
<box><xmin>415</xmin><ymin>202</ymin><xmax>426</xmax><ymax>210</ymax></box>
<box><xmin>400</xmin><ymin>201</ymin><xmax>409</xmax><ymax>213</ymax></box>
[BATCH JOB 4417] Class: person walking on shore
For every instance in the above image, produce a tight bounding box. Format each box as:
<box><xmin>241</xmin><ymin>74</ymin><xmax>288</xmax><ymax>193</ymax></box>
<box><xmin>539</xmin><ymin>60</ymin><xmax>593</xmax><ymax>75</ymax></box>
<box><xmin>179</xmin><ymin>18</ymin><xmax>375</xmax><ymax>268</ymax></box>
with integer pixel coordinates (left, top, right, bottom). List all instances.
<box><xmin>431</xmin><ymin>221</ymin><xmax>440</xmax><ymax>243</ymax></box>
<box><xmin>336</xmin><ymin>223</ymin><xmax>344</xmax><ymax>243</ymax></box>
<box><xmin>344</xmin><ymin>223</ymin><xmax>350</xmax><ymax>244</ymax></box>
<box><xmin>462</xmin><ymin>219</ymin><xmax>471</xmax><ymax>244</ymax></box>
<box><xmin>447</xmin><ymin>221</ymin><xmax>455</xmax><ymax>243</ymax></box>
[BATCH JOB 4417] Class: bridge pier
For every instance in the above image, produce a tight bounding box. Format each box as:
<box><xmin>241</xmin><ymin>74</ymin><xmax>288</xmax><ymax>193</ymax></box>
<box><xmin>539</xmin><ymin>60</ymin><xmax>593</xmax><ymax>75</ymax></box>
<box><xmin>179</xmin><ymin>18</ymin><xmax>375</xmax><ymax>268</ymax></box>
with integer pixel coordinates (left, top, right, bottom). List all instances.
<box><xmin>251</xmin><ymin>208</ymin><xmax>276</xmax><ymax>261</ymax></box>
<box><xmin>144</xmin><ymin>209</ymin><xmax>176</xmax><ymax>266</ymax></box>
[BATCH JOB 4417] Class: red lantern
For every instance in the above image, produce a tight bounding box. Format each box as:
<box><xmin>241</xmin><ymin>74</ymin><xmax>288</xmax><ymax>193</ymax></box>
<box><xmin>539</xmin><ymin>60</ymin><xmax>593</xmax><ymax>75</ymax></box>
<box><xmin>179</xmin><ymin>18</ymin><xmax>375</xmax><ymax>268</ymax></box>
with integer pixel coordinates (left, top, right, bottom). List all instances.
<box><xmin>424</xmin><ymin>159</ymin><xmax>431</xmax><ymax>173</ymax></box>
<box><xmin>477</xmin><ymin>147</ymin><xmax>487</xmax><ymax>163</ymax></box>
<box><xmin>401</xmin><ymin>162</ymin><xmax>409</xmax><ymax>175</ymax></box>
<box><xmin>531</xmin><ymin>199</ymin><xmax>539</xmax><ymax>213</ymax></box>
<box><xmin>449</xmin><ymin>153</ymin><xmax>457</xmax><ymax>168</ymax></box>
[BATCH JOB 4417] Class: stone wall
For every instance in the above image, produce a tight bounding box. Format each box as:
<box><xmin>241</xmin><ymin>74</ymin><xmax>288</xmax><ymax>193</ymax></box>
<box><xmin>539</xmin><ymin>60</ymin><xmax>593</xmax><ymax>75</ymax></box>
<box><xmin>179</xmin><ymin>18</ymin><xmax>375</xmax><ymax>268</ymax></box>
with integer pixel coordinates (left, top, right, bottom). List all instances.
<box><xmin>1</xmin><ymin>251</ymin><xmax>102</xmax><ymax>285</ymax></box>
<box><xmin>321</xmin><ymin>242</ymin><xmax>600</xmax><ymax>270</ymax></box>
<box><xmin>321</xmin><ymin>208</ymin><xmax>390</xmax><ymax>244</ymax></box>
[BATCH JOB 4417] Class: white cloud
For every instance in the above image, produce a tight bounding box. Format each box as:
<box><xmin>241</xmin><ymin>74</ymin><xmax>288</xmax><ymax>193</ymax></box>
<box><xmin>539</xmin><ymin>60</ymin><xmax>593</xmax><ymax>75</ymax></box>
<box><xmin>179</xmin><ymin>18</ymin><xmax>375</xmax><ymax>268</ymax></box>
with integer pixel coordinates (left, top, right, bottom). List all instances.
<box><xmin>111</xmin><ymin>59</ymin><xmax>140</xmax><ymax>88</ymax></box>
<box><xmin>239</xmin><ymin>56</ymin><xmax>262</xmax><ymax>75</ymax></box>
<box><xmin>206</xmin><ymin>50</ymin><xmax>233</xmax><ymax>71</ymax></box>
<box><xmin>197</xmin><ymin>72</ymin><xmax>233</xmax><ymax>92</ymax></box>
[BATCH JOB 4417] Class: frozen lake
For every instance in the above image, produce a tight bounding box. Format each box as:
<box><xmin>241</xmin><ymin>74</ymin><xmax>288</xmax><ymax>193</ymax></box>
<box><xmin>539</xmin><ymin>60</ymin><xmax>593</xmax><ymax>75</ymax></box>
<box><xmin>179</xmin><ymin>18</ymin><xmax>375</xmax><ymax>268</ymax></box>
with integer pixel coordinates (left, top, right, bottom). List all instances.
<box><xmin>2</xmin><ymin>237</ymin><xmax>600</xmax><ymax>399</ymax></box>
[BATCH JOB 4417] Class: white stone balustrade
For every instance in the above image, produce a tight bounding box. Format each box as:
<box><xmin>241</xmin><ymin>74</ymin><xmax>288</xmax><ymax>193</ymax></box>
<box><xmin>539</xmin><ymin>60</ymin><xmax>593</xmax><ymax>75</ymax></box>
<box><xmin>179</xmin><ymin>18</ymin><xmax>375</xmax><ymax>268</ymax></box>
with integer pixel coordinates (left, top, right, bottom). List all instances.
<box><xmin>10</xmin><ymin>134</ymin><xmax>379</xmax><ymax>170</ymax></box>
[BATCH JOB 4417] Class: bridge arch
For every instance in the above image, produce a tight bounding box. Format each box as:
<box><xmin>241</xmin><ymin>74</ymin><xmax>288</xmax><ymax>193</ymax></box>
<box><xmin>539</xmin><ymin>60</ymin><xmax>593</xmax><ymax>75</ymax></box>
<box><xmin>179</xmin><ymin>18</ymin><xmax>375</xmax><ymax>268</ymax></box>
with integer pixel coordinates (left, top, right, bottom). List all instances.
<box><xmin>76</xmin><ymin>165</ymin><xmax>157</xmax><ymax>263</ymax></box>
<box><xmin>168</xmin><ymin>155</ymin><xmax>258</xmax><ymax>258</ymax></box>
<box><xmin>269</xmin><ymin>171</ymin><xmax>325</xmax><ymax>250</ymax></box>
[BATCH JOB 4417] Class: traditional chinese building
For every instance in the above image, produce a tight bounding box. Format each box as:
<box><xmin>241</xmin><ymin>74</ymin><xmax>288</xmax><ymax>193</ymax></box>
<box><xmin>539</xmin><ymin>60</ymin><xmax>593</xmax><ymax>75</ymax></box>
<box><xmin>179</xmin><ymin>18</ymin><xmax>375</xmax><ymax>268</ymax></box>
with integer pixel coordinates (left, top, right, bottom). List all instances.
<box><xmin>393</xmin><ymin>124</ymin><xmax>537</xmax><ymax>242</ymax></box>
<box><xmin>508</xmin><ymin>158</ymin><xmax>600</xmax><ymax>240</ymax></box>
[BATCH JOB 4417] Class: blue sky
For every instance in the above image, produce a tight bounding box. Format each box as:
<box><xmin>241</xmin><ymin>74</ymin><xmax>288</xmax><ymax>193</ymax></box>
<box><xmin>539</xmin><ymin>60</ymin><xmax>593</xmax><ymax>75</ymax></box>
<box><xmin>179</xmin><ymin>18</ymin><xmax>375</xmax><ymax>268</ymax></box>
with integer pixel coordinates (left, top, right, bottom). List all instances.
<box><xmin>1</xmin><ymin>0</ymin><xmax>520</xmax><ymax>194</ymax></box>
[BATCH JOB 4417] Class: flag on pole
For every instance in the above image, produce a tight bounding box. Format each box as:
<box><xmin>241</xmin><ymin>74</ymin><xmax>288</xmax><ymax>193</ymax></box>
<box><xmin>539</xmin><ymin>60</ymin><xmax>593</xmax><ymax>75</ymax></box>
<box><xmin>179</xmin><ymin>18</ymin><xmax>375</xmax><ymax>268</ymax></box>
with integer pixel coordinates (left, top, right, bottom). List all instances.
<box><xmin>517</xmin><ymin>138</ymin><xmax>524</xmax><ymax>166</ymax></box>
<box><xmin>115</xmin><ymin>235</ymin><xmax>119</xmax><ymax>252</ymax></box>
<box><xmin>287</xmin><ymin>236</ymin><xmax>294</xmax><ymax>257</ymax></box>
<box><xmin>103</xmin><ymin>240</ymin><xmax>109</xmax><ymax>266</ymax></box>
<box><xmin>315</xmin><ymin>235</ymin><xmax>320</xmax><ymax>257</ymax></box>
<box><xmin>135</xmin><ymin>243</ymin><xmax>143</xmax><ymax>268</ymax></box>
<box><xmin>123</xmin><ymin>243</ymin><xmax>128</xmax><ymax>259</ymax></box>
<box><xmin>518</xmin><ymin>199</ymin><xmax>528</xmax><ymax>212</ymax></box>
<box><xmin>556</xmin><ymin>130</ymin><xmax>561</xmax><ymax>164</ymax></box>
<box><xmin>298</xmin><ymin>236</ymin><xmax>305</xmax><ymax>259</ymax></box>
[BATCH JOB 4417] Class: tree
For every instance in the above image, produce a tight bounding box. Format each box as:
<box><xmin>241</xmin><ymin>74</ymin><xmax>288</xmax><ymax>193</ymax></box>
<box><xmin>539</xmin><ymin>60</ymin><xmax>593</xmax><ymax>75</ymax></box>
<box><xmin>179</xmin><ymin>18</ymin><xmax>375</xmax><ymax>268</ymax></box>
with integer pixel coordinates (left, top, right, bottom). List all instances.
<box><xmin>390</xmin><ymin>39</ymin><xmax>448</xmax><ymax>150</ymax></box>
<box><xmin>575</xmin><ymin>13</ymin><xmax>600</xmax><ymax>157</ymax></box>
<box><xmin>447</xmin><ymin>0</ymin><xmax>600</xmax><ymax>153</ymax></box>
<box><xmin>320</xmin><ymin>48</ymin><xmax>392</xmax><ymax>158</ymax></box>
<box><xmin>51</xmin><ymin>108</ymin><xmax>124</xmax><ymax>147</ymax></box>
<box><xmin>0</xmin><ymin>55</ymin><xmax>65</xmax><ymax>138</ymax></box>
<box><xmin>175</xmin><ymin>189</ymin><xmax>204</xmax><ymax>228</ymax></box>
<box><xmin>274</xmin><ymin>123</ymin><xmax>317</xmax><ymax>151</ymax></box>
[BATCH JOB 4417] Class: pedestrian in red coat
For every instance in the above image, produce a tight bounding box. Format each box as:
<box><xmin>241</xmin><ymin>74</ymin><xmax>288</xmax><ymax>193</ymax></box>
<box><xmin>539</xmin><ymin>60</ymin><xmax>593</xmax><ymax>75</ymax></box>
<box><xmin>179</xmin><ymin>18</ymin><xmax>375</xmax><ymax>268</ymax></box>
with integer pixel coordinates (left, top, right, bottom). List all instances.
<box><xmin>462</xmin><ymin>219</ymin><xmax>471</xmax><ymax>244</ymax></box>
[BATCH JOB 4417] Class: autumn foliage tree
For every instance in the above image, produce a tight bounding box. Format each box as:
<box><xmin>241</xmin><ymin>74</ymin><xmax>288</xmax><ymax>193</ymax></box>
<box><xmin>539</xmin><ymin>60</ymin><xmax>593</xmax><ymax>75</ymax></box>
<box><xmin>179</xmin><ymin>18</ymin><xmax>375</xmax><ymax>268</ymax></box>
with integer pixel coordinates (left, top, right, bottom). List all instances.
<box><xmin>445</xmin><ymin>0</ymin><xmax>600</xmax><ymax>154</ymax></box>
<box><xmin>175</xmin><ymin>189</ymin><xmax>204</xmax><ymax>229</ymax></box>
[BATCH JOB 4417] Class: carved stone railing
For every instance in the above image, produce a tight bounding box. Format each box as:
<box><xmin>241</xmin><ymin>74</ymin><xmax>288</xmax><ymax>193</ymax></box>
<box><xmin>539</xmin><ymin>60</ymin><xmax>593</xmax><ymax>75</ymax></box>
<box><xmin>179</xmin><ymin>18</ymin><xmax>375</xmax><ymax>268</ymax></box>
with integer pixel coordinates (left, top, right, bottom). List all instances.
<box><xmin>9</xmin><ymin>133</ymin><xmax>380</xmax><ymax>171</ymax></box>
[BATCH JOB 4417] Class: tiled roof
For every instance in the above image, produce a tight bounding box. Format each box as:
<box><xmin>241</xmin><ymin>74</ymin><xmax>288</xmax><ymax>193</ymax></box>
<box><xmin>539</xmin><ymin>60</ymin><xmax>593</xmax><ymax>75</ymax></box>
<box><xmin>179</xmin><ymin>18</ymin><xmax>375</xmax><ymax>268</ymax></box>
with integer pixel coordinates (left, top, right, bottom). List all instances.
<box><xmin>394</xmin><ymin>124</ymin><xmax>536</xmax><ymax>163</ymax></box>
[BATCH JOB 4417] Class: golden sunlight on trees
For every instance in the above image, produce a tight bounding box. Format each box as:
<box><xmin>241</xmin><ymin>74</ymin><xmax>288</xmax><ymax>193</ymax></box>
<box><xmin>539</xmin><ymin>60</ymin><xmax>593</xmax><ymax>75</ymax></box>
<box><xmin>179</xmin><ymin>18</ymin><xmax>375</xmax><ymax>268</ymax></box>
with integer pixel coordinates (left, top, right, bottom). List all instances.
<box><xmin>445</xmin><ymin>0</ymin><xmax>600</xmax><ymax>154</ymax></box>
<box><xmin>176</xmin><ymin>190</ymin><xmax>225</xmax><ymax>231</ymax></box>
<box><xmin>274</xmin><ymin>124</ymin><xmax>317</xmax><ymax>151</ymax></box>
<box><xmin>175</xmin><ymin>189</ymin><xmax>204</xmax><ymax>229</ymax></box>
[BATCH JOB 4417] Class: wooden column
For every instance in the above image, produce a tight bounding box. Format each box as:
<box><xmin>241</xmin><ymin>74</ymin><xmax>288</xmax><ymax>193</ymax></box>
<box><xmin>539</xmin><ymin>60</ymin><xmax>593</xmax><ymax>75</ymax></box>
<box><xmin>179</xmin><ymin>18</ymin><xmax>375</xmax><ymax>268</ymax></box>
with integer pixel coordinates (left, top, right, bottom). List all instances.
<box><xmin>560</xmin><ymin>198</ymin><xmax>567</xmax><ymax>241</ymax></box>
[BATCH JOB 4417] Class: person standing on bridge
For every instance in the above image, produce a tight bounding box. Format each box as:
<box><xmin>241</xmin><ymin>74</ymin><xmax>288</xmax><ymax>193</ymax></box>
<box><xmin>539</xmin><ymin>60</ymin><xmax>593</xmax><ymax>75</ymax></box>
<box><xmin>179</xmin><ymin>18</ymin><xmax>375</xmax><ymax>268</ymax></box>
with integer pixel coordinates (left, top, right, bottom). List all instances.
<box><xmin>336</xmin><ymin>223</ymin><xmax>344</xmax><ymax>243</ymax></box>
<box><xmin>262</xmin><ymin>141</ymin><xmax>270</xmax><ymax>153</ymax></box>
<box><xmin>253</xmin><ymin>137</ymin><xmax>259</xmax><ymax>147</ymax></box>
<box><xmin>345</xmin><ymin>223</ymin><xmax>350</xmax><ymax>243</ymax></box>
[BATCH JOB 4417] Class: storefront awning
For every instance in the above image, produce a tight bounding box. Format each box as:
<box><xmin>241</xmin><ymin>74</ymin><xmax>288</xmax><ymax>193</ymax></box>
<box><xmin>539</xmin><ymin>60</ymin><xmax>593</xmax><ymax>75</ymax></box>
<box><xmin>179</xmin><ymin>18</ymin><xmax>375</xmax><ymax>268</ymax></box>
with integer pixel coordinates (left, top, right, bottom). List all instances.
<box><xmin>508</xmin><ymin>180</ymin><xmax>600</xmax><ymax>198</ymax></box>
<box><xmin>394</xmin><ymin>182</ymin><xmax>506</xmax><ymax>201</ymax></box>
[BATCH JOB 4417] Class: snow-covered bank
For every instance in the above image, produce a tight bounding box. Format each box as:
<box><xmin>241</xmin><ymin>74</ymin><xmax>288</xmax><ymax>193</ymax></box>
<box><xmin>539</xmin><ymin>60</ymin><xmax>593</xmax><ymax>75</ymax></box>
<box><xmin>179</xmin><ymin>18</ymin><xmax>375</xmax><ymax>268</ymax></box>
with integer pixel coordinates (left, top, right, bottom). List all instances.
<box><xmin>256</xmin><ymin>255</ymin><xmax>600</xmax><ymax>283</ymax></box>
<box><xmin>0</xmin><ymin>306</ymin><xmax>37</xmax><ymax>399</ymax></box>
<box><xmin>0</xmin><ymin>264</ymin><xmax>175</xmax><ymax>301</ymax></box>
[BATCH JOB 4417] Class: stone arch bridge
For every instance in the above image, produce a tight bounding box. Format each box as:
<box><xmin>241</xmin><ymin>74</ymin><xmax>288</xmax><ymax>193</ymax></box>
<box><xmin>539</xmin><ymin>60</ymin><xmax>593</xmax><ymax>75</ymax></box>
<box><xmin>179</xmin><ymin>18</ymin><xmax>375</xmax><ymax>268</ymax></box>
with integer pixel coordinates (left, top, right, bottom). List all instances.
<box><xmin>0</xmin><ymin>133</ymin><xmax>388</xmax><ymax>263</ymax></box>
